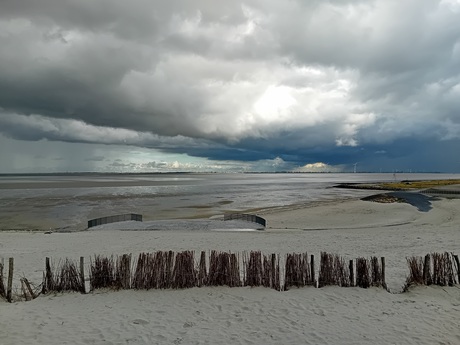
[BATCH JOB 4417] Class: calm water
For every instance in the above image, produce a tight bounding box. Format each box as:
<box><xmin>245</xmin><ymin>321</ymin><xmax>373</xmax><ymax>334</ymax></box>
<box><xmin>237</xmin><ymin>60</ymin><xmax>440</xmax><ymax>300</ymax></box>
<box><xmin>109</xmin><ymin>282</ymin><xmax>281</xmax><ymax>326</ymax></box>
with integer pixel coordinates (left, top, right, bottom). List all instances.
<box><xmin>0</xmin><ymin>173</ymin><xmax>458</xmax><ymax>231</ymax></box>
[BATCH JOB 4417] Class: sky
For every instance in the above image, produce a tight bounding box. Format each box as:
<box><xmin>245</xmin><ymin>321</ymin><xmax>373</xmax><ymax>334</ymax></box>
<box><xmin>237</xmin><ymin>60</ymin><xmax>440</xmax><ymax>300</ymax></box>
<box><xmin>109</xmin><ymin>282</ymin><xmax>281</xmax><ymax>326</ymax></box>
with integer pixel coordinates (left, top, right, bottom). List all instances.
<box><xmin>1</xmin><ymin>0</ymin><xmax>460</xmax><ymax>173</ymax></box>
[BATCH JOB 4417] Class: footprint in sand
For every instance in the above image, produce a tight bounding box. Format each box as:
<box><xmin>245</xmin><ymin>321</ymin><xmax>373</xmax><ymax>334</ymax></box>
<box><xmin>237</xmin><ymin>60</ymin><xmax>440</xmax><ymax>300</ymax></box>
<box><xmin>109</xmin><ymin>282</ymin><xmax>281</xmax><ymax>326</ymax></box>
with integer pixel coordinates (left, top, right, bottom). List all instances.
<box><xmin>183</xmin><ymin>321</ymin><xmax>195</xmax><ymax>328</ymax></box>
<box><xmin>132</xmin><ymin>319</ymin><xmax>149</xmax><ymax>325</ymax></box>
<box><xmin>313</xmin><ymin>309</ymin><xmax>326</xmax><ymax>317</ymax></box>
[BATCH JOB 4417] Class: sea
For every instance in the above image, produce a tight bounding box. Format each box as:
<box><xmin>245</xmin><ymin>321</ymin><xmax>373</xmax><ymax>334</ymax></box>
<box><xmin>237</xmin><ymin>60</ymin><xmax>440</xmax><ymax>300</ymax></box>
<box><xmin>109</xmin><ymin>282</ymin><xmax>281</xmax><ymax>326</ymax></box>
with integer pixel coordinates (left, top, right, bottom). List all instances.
<box><xmin>0</xmin><ymin>173</ymin><xmax>458</xmax><ymax>231</ymax></box>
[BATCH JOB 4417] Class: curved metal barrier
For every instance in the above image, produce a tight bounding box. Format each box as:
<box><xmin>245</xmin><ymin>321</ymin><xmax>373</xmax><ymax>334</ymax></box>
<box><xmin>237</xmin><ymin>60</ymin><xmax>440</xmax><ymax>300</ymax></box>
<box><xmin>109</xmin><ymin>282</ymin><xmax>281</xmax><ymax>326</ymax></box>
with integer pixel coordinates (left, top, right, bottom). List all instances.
<box><xmin>87</xmin><ymin>213</ymin><xmax>142</xmax><ymax>229</ymax></box>
<box><xmin>223</xmin><ymin>213</ymin><xmax>266</xmax><ymax>227</ymax></box>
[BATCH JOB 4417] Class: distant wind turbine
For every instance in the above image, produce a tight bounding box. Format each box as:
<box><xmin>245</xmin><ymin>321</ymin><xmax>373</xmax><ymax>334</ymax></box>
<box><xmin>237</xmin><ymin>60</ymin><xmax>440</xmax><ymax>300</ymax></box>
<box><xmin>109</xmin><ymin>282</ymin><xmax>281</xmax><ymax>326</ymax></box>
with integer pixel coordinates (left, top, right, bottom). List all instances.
<box><xmin>353</xmin><ymin>162</ymin><xmax>358</xmax><ymax>173</ymax></box>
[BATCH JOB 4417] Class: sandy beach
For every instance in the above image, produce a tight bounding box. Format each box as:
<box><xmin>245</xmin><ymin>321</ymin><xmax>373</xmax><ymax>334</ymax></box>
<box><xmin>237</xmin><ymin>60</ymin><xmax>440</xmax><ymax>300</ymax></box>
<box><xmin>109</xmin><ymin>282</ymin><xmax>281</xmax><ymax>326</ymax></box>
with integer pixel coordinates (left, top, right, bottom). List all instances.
<box><xmin>3</xmin><ymin>0</ymin><xmax>460</xmax><ymax>342</ymax></box>
<box><xmin>1</xmin><ymin>191</ymin><xmax>460</xmax><ymax>344</ymax></box>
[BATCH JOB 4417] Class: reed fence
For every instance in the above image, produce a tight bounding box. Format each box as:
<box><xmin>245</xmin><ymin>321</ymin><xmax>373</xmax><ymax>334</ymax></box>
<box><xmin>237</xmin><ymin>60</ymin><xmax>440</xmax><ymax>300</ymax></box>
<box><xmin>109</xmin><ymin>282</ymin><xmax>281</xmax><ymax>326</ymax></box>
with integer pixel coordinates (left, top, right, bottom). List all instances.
<box><xmin>1</xmin><ymin>251</ymin><xmax>458</xmax><ymax>303</ymax></box>
<box><xmin>404</xmin><ymin>252</ymin><xmax>459</xmax><ymax>291</ymax></box>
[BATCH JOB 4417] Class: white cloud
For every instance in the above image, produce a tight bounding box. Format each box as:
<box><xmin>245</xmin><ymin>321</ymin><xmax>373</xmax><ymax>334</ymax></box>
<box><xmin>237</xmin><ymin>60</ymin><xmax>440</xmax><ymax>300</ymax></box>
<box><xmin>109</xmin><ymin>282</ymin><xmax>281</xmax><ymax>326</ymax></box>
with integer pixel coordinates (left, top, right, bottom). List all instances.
<box><xmin>293</xmin><ymin>162</ymin><xmax>344</xmax><ymax>173</ymax></box>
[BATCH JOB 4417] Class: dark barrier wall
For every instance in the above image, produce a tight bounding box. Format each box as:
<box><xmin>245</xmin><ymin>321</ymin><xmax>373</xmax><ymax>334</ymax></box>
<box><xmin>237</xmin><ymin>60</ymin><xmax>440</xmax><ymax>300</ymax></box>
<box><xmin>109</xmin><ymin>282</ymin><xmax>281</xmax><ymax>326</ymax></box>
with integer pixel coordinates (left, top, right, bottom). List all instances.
<box><xmin>223</xmin><ymin>213</ymin><xmax>266</xmax><ymax>227</ymax></box>
<box><xmin>87</xmin><ymin>214</ymin><xmax>142</xmax><ymax>228</ymax></box>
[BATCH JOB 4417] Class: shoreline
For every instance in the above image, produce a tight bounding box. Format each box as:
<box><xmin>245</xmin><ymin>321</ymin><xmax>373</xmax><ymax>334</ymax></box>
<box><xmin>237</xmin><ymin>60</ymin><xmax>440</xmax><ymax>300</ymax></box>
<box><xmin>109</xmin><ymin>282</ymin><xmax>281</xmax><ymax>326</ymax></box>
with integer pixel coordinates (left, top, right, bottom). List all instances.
<box><xmin>2</xmin><ymin>174</ymin><xmax>459</xmax><ymax>232</ymax></box>
<box><xmin>0</xmin><ymin>191</ymin><xmax>445</xmax><ymax>232</ymax></box>
<box><xmin>0</xmin><ymin>195</ymin><xmax>413</xmax><ymax>232</ymax></box>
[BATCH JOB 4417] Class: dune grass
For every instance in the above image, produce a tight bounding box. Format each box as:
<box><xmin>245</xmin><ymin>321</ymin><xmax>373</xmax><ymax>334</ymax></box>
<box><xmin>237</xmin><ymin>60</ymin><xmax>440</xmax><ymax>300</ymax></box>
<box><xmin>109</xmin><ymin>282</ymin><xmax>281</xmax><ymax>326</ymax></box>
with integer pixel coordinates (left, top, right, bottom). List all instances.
<box><xmin>379</xmin><ymin>179</ymin><xmax>460</xmax><ymax>190</ymax></box>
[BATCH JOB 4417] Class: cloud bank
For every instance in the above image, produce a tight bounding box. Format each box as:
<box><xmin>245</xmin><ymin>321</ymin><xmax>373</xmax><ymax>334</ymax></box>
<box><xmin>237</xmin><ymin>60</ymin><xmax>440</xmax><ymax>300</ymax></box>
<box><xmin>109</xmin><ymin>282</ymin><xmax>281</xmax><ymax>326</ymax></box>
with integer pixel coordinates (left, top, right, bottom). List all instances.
<box><xmin>1</xmin><ymin>0</ymin><xmax>460</xmax><ymax>172</ymax></box>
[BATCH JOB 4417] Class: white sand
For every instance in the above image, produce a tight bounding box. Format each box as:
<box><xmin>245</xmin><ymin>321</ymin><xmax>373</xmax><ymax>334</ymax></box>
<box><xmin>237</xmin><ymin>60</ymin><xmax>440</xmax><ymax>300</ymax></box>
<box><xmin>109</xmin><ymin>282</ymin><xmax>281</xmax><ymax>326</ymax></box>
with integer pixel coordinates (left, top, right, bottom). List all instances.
<box><xmin>1</xmin><ymin>197</ymin><xmax>460</xmax><ymax>344</ymax></box>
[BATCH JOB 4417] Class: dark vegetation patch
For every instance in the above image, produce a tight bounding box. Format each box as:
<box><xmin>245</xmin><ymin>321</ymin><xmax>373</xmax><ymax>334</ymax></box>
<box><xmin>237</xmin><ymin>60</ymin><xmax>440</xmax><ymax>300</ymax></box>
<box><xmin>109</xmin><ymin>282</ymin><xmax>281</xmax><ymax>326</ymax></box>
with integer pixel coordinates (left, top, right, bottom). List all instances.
<box><xmin>336</xmin><ymin>179</ymin><xmax>460</xmax><ymax>191</ymax></box>
<box><xmin>361</xmin><ymin>194</ymin><xmax>406</xmax><ymax>204</ymax></box>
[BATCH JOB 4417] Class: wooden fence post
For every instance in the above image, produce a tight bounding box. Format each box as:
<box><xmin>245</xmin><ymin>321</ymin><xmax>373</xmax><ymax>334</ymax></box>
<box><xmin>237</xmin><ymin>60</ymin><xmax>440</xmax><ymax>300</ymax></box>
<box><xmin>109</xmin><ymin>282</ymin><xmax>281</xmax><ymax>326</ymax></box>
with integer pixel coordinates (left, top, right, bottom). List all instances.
<box><xmin>310</xmin><ymin>255</ymin><xmax>315</xmax><ymax>287</ymax></box>
<box><xmin>0</xmin><ymin>258</ymin><xmax>4</xmax><ymax>299</ymax></box>
<box><xmin>349</xmin><ymin>260</ymin><xmax>354</xmax><ymax>287</ymax></box>
<box><xmin>7</xmin><ymin>258</ymin><xmax>14</xmax><ymax>303</ymax></box>
<box><xmin>80</xmin><ymin>256</ymin><xmax>86</xmax><ymax>294</ymax></box>
<box><xmin>271</xmin><ymin>254</ymin><xmax>276</xmax><ymax>289</ymax></box>
<box><xmin>381</xmin><ymin>257</ymin><xmax>386</xmax><ymax>289</ymax></box>
<box><xmin>423</xmin><ymin>254</ymin><xmax>431</xmax><ymax>285</ymax></box>
<box><xmin>453</xmin><ymin>254</ymin><xmax>460</xmax><ymax>284</ymax></box>
<box><xmin>43</xmin><ymin>257</ymin><xmax>51</xmax><ymax>294</ymax></box>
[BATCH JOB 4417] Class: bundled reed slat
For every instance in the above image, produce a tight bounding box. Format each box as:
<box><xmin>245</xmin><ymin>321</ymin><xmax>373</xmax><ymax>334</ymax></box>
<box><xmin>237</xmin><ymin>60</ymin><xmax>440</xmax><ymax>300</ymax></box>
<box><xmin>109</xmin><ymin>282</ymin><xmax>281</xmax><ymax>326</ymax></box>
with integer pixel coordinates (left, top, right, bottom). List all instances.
<box><xmin>318</xmin><ymin>252</ymin><xmax>334</xmax><ymax>287</ymax></box>
<box><xmin>132</xmin><ymin>251</ymin><xmax>175</xmax><ymax>290</ymax></box>
<box><xmin>132</xmin><ymin>253</ymin><xmax>143</xmax><ymax>289</ymax></box>
<box><xmin>262</xmin><ymin>255</ymin><xmax>271</xmax><ymax>288</ymax></box>
<box><xmin>115</xmin><ymin>254</ymin><xmax>132</xmax><ymax>289</ymax></box>
<box><xmin>356</xmin><ymin>257</ymin><xmax>370</xmax><ymax>288</ymax></box>
<box><xmin>59</xmin><ymin>259</ymin><xmax>84</xmax><ymax>292</ymax></box>
<box><xmin>229</xmin><ymin>253</ymin><xmax>241</xmax><ymax>287</ymax></box>
<box><xmin>403</xmin><ymin>255</ymin><xmax>430</xmax><ymax>291</ymax></box>
<box><xmin>164</xmin><ymin>251</ymin><xmax>174</xmax><ymax>289</ymax></box>
<box><xmin>244</xmin><ymin>251</ymin><xmax>263</xmax><ymax>287</ymax></box>
<box><xmin>156</xmin><ymin>250</ymin><xmax>171</xmax><ymax>289</ymax></box>
<box><xmin>207</xmin><ymin>251</ymin><xmax>241</xmax><ymax>287</ymax></box>
<box><xmin>90</xmin><ymin>255</ymin><xmax>116</xmax><ymax>290</ymax></box>
<box><xmin>197</xmin><ymin>251</ymin><xmax>207</xmax><ymax>287</ymax></box>
<box><xmin>431</xmin><ymin>253</ymin><xmax>443</xmax><ymax>286</ymax></box>
<box><xmin>151</xmin><ymin>251</ymin><xmax>164</xmax><ymax>289</ymax></box>
<box><xmin>318</xmin><ymin>253</ymin><xmax>349</xmax><ymax>287</ymax></box>
<box><xmin>301</xmin><ymin>253</ymin><xmax>308</xmax><ymax>286</ymax></box>
<box><xmin>171</xmin><ymin>251</ymin><xmax>196</xmax><ymax>289</ymax></box>
<box><xmin>21</xmin><ymin>277</ymin><xmax>41</xmax><ymax>301</ymax></box>
<box><xmin>132</xmin><ymin>252</ymin><xmax>148</xmax><ymax>289</ymax></box>
<box><xmin>42</xmin><ymin>258</ymin><xmax>84</xmax><ymax>293</ymax></box>
<box><xmin>432</xmin><ymin>252</ymin><xmax>455</xmax><ymax>286</ymax></box>
<box><xmin>284</xmin><ymin>253</ymin><xmax>313</xmax><ymax>289</ymax></box>
<box><xmin>403</xmin><ymin>256</ymin><xmax>424</xmax><ymax>291</ymax></box>
<box><xmin>260</xmin><ymin>253</ymin><xmax>281</xmax><ymax>290</ymax></box>
<box><xmin>208</xmin><ymin>250</ymin><xmax>225</xmax><ymax>286</ymax></box>
<box><xmin>284</xmin><ymin>253</ymin><xmax>302</xmax><ymax>289</ymax></box>
<box><xmin>334</xmin><ymin>255</ymin><xmax>350</xmax><ymax>287</ymax></box>
<box><xmin>370</xmin><ymin>256</ymin><xmax>383</xmax><ymax>287</ymax></box>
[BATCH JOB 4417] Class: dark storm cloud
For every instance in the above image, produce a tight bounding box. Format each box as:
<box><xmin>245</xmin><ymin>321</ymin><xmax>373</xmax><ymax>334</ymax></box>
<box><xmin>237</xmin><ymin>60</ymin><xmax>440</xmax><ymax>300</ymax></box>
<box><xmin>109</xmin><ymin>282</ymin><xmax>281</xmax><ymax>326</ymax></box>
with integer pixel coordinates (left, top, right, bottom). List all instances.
<box><xmin>84</xmin><ymin>156</ymin><xmax>105</xmax><ymax>162</ymax></box>
<box><xmin>355</xmin><ymin>139</ymin><xmax>460</xmax><ymax>172</ymax></box>
<box><xmin>0</xmin><ymin>0</ymin><xmax>460</xmax><ymax>172</ymax></box>
<box><xmin>172</xmin><ymin>146</ymin><xmax>274</xmax><ymax>162</ymax></box>
<box><xmin>0</xmin><ymin>112</ymin><xmax>218</xmax><ymax>150</ymax></box>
